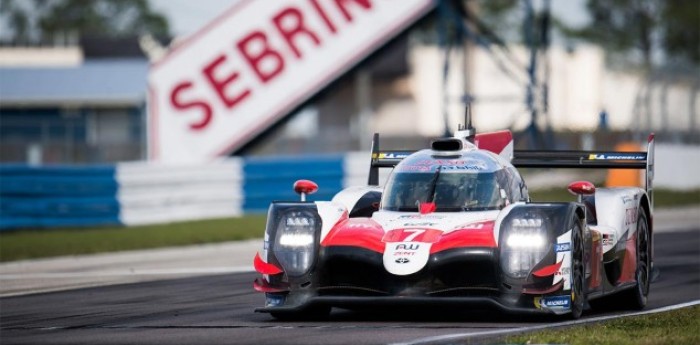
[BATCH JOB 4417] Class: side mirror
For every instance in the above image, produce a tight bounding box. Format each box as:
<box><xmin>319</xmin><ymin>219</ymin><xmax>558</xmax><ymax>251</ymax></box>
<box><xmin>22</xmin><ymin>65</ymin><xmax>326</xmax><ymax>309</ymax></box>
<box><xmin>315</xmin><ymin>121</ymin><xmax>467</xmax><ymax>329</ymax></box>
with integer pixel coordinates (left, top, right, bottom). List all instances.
<box><xmin>567</xmin><ymin>181</ymin><xmax>595</xmax><ymax>202</ymax></box>
<box><xmin>293</xmin><ymin>180</ymin><xmax>318</xmax><ymax>202</ymax></box>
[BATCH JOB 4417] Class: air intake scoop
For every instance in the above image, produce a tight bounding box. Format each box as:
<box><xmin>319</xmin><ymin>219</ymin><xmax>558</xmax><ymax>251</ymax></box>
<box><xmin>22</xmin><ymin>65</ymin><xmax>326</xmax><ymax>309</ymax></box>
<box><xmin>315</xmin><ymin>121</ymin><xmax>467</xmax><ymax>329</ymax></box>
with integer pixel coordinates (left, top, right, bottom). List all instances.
<box><xmin>431</xmin><ymin>138</ymin><xmax>463</xmax><ymax>152</ymax></box>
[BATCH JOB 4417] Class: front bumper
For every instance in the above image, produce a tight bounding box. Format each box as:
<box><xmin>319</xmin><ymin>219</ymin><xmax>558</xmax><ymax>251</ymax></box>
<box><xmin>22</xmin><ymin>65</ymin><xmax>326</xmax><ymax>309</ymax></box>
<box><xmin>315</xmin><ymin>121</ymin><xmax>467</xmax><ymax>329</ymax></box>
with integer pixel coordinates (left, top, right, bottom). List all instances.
<box><xmin>257</xmin><ymin>245</ymin><xmax>569</xmax><ymax>315</ymax></box>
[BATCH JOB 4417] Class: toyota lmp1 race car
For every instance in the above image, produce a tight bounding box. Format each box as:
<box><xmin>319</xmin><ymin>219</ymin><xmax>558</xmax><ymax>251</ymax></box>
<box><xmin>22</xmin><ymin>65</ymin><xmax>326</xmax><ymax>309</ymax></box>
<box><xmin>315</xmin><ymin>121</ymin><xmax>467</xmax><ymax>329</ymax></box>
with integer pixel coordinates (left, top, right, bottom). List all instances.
<box><xmin>253</xmin><ymin>117</ymin><xmax>655</xmax><ymax>320</ymax></box>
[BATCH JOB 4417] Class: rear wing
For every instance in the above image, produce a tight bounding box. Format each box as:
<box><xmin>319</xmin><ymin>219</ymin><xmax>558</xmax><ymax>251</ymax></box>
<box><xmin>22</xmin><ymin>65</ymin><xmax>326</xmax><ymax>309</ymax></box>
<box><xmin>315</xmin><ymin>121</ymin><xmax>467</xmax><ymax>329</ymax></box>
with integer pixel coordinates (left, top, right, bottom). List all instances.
<box><xmin>368</xmin><ymin>133</ymin><xmax>414</xmax><ymax>186</ymax></box>
<box><xmin>367</xmin><ymin>132</ymin><xmax>655</xmax><ymax>208</ymax></box>
<box><xmin>511</xmin><ymin>134</ymin><xmax>655</xmax><ymax>210</ymax></box>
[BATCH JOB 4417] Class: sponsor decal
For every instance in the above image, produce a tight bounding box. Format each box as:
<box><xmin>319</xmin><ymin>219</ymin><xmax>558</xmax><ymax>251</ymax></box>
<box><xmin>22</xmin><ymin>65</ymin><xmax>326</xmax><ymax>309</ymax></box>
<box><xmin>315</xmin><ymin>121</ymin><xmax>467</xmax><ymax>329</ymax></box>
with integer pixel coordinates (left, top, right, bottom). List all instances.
<box><xmin>555</xmin><ymin>242</ymin><xmax>571</xmax><ymax>252</ymax></box>
<box><xmin>453</xmin><ymin>222</ymin><xmax>489</xmax><ymax>230</ymax></box>
<box><xmin>395</xmin><ymin>243</ymin><xmax>420</xmax><ymax>250</ymax></box>
<box><xmin>378</xmin><ymin>152</ymin><xmax>411</xmax><ymax>159</ymax></box>
<box><xmin>401</xmin><ymin>165</ymin><xmax>431</xmax><ymax>172</ymax></box>
<box><xmin>440</xmin><ymin>165</ymin><xmax>486</xmax><ymax>171</ymax></box>
<box><xmin>394</xmin><ymin>252</ymin><xmax>416</xmax><ymax>256</ymax></box>
<box><xmin>403</xmin><ymin>222</ymin><xmax>437</xmax><ymax>227</ymax></box>
<box><xmin>603</xmin><ymin>234</ymin><xmax>615</xmax><ymax>246</ymax></box>
<box><xmin>535</xmin><ymin>295</ymin><xmax>571</xmax><ymax>309</ymax></box>
<box><xmin>555</xmin><ymin>267</ymin><xmax>571</xmax><ymax>276</ymax></box>
<box><xmin>399</xmin><ymin>159</ymin><xmax>489</xmax><ymax>173</ymax></box>
<box><xmin>398</xmin><ymin>215</ymin><xmax>445</xmax><ymax>220</ymax></box>
<box><xmin>588</xmin><ymin>153</ymin><xmax>646</xmax><ymax>160</ymax></box>
<box><xmin>622</xmin><ymin>196</ymin><xmax>633</xmax><ymax>204</ymax></box>
<box><xmin>395</xmin><ymin>258</ymin><xmax>410</xmax><ymax>264</ymax></box>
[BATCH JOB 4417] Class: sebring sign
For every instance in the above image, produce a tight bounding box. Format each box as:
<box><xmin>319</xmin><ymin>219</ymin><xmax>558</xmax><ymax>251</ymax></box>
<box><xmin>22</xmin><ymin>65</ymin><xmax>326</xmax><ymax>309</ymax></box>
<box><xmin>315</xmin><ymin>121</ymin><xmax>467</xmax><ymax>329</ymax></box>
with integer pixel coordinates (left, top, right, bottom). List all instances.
<box><xmin>148</xmin><ymin>0</ymin><xmax>433</xmax><ymax>163</ymax></box>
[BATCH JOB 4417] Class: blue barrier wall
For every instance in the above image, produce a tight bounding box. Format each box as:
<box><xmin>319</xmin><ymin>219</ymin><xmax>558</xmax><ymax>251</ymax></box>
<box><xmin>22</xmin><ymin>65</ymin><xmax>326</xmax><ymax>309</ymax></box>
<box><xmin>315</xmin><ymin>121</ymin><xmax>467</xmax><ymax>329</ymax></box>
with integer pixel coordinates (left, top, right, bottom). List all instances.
<box><xmin>0</xmin><ymin>154</ymin><xmax>356</xmax><ymax>230</ymax></box>
<box><xmin>0</xmin><ymin>165</ymin><xmax>120</xmax><ymax>230</ymax></box>
<box><xmin>243</xmin><ymin>155</ymin><xmax>345</xmax><ymax>213</ymax></box>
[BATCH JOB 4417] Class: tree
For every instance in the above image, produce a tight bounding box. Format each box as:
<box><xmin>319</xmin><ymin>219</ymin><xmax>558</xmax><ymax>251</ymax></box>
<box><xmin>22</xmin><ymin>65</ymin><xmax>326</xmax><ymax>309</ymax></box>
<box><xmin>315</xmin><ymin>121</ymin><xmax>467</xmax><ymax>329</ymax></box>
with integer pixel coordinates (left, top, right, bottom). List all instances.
<box><xmin>0</xmin><ymin>0</ymin><xmax>169</xmax><ymax>43</ymax></box>
<box><xmin>662</xmin><ymin>1</ymin><xmax>700</xmax><ymax>65</ymax></box>
<box><xmin>565</xmin><ymin>0</ymin><xmax>699</xmax><ymax>67</ymax></box>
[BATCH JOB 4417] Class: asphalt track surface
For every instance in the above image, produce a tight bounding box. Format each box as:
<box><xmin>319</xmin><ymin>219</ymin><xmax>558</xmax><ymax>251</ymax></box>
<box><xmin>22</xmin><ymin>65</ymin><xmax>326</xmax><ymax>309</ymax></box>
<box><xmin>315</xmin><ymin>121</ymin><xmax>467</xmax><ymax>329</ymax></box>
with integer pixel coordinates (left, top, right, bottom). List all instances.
<box><xmin>1</xmin><ymin>229</ymin><xmax>698</xmax><ymax>345</ymax></box>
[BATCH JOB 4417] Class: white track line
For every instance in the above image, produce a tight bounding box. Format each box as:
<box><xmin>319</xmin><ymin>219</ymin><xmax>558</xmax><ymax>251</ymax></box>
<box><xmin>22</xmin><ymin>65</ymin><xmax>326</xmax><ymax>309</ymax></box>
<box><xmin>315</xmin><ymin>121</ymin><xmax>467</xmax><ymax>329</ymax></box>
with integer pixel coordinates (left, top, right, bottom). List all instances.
<box><xmin>390</xmin><ymin>300</ymin><xmax>700</xmax><ymax>345</ymax></box>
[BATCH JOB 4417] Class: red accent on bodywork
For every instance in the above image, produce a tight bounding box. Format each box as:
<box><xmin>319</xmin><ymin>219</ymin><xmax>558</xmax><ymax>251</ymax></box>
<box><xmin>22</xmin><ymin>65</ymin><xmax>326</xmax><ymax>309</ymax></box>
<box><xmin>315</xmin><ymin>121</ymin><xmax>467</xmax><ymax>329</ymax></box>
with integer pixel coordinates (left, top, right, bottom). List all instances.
<box><xmin>533</xmin><ymin>259</ymin><xmax>563</xmax><ymax>277</ymax></box>
<box><xmin>321</xmin><ymin>218</ymin><xmax>385</xmax><ymax>253</ymax></box>
<box><xmin>648</xmin><ymin>133</ymin><xmax>655</xmax><ymax>143</ymax></box>
<box><xmin>475</xmin><ymin>130</ymin><xmax>512</xmax><ymax>155</ymax></box>
<box><xmin>253</xmin><ymin>252</ymin><xmax>283</xmax><ymax>275</ymax></box>
<box><xmin>293</xmin><ymin>179</ymin><xmax>318</xmax><ymax>195</ymax></box>
<box><xmin>522</xmin><ymin>280</ymin><xmax>564</xmax><ymax>295</ymax></box>
<box><xmin>429</xmin><ymin>221</ymin><xmax>496</xmax><ymax>254</ymax></box>
<box><xmin>567</xmin><ymin>181</ymin><xmax>596</xmax><ymax>196</ymax></box>
<box><xmin>619</xmin><ymin>232</ymin><xmax>638</xmax><ymax>283</ymax></box>
<box><xmin>253</xmin><ymin>278</ymin><xmax>288</xmax><ymax>293</ymax></box>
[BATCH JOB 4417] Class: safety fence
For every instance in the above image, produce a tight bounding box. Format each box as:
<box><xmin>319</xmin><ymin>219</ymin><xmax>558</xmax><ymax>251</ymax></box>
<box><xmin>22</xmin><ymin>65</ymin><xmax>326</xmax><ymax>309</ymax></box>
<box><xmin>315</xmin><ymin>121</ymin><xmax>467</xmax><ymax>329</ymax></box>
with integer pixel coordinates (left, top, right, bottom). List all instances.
<box><xmin>0</xmin><ymin>153</ymin><xmax>373</xmax><ymax>230</ymax></box>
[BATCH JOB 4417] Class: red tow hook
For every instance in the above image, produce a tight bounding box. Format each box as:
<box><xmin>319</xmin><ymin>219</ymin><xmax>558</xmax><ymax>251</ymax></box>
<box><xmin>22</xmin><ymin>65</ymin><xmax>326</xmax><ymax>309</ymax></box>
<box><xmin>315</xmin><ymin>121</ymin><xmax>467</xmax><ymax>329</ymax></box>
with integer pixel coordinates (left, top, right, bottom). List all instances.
<box><xmin>253</xmin><ymin>252</ymin><xmax>283</xmax><ymax>275</ymax></box>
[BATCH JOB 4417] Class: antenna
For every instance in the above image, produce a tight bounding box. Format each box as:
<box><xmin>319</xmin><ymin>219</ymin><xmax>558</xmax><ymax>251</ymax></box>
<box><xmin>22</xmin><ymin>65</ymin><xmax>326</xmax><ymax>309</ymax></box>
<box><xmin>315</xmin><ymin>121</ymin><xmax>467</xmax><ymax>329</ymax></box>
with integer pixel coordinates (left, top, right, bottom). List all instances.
<box><xmin>463</xmin><ymin>104</ymin><xmax>476</xmax><ymax>143</ymax></box>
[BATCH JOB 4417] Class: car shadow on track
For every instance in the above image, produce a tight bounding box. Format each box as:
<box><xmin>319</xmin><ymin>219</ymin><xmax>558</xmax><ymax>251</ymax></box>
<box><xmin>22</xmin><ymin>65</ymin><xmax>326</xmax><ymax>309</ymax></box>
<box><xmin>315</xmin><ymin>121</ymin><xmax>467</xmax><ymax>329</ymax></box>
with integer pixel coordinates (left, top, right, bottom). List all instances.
<box><xmin>259</xmin><ymin>306</ymin><xmax>562</xmax><ymax>324</ymax></box>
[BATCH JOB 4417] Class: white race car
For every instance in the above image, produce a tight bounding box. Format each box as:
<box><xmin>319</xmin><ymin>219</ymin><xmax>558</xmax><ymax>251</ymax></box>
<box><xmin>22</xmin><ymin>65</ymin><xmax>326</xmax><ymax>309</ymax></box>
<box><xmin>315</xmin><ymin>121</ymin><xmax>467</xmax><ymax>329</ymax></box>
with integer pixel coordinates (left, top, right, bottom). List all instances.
<box><xmin>253</xmin><ymin>117</ymin><xmax>655</xmax><ymax>320</ymax></box>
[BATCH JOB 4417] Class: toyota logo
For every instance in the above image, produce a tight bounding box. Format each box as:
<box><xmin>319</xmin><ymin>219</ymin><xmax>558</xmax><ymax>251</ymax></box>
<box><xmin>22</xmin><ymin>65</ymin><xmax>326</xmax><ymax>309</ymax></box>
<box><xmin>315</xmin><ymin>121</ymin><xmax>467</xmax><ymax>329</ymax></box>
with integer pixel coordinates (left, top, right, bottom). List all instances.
<box><xmin>395</xmin><ymin>258</ymin><xmax>410</xmax><ymax>264</ymax></box>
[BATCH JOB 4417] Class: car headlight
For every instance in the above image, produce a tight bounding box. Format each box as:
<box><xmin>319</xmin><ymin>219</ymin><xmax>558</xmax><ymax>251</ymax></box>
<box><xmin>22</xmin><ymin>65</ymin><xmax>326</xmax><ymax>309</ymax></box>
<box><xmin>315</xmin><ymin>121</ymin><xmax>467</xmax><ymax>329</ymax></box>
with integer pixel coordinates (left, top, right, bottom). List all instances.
<box><xmin>273</xmin><ymin>210</ymin><xmax>319</xmax><ymax>276</ymax></box>
<box><xmin>501</xmin><ymin>217</ymin><xmax>548</xmax><ymax>278</ymax></box>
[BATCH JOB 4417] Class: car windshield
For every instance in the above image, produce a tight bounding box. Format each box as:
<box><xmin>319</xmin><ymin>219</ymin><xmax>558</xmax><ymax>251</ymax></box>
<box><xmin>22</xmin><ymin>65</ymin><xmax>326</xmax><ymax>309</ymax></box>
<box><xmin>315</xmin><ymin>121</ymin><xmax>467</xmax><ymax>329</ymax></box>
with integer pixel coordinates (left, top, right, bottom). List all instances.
<box><xmin>381</xmin><ymin>170</ymin><xmax>505</xmax><ymax>212</ymax></box>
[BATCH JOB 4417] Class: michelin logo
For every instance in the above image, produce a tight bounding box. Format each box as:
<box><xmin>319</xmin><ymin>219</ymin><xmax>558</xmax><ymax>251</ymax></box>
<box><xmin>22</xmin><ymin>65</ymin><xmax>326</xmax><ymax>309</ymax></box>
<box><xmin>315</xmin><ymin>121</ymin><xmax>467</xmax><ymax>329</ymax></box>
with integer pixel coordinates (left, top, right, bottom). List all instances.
<box><xmin>541</xmin><ymin>296</ymin><xmax>571</xmax><ymax>309</ymax></box>
<box><xmin>588</xmin><ymin>153</ymin><xmax>646</xmax><ymax>160</ymax></box>
<box><xmin>555</xmin><ymin>242</ymin><xmax>571</xmax><ymax>252</ymax></box>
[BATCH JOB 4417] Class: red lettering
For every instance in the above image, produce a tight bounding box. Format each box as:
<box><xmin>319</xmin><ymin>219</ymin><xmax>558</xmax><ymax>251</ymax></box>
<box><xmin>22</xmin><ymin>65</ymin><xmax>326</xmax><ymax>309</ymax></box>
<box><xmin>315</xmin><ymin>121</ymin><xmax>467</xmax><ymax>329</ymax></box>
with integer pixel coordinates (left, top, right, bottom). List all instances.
<box><xmin>334</xmin><ymin>0</ymin><xmax>372</xmax><ymax>22</ymax></box>
<box><xmin>237</xmin><ymin>31</ymin><xmax>285</xmax><ymax>83</ymax></box>
<box><xmin>273</xmin><ymin>7</ymin><xmax>321</xmax><ymax>59</ymax></box>
<box><xmin>309</xmin><ymin>0</ymin><xmax>337</xmax><ymax>34</ymax></box>
<box><xmin>170</xmin><ymin>81</ymin><xmax>213</xmax><ymax>131</ymax></box>
<box><xmin>202</xmin><ymin>54</ymin><xmax>251</xmax><ymax>109</ymax></box>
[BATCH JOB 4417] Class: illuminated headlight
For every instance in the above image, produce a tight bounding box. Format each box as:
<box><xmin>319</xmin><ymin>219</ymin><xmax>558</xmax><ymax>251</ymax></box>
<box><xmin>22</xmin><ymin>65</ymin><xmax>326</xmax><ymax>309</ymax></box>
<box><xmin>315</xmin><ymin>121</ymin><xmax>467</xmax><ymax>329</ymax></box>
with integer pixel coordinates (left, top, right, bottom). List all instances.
<box><xmin>273</xmin><ymin>211</ymin><xmax>319</xmax><ymax>276</ymax></box>
<box><xmin>501</xmin><ymin>218</ymin><xmax>549</xmax><ymax>278</ymax></box>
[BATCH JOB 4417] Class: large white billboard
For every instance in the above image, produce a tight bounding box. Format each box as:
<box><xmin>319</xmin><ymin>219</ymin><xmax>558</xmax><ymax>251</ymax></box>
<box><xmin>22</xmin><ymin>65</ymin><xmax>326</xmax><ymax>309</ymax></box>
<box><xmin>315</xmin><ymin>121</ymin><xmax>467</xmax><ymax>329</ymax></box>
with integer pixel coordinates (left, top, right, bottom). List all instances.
<box><xmin>148</xmin><ymin>0</ymin><xmax>434</xmax><ymax>163</ymax></box>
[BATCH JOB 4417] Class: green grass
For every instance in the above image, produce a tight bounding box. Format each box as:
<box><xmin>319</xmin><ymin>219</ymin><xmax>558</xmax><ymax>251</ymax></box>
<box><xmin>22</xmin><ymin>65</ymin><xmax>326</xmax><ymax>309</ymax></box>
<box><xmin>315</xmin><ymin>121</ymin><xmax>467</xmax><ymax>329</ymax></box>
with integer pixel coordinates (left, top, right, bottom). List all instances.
<box><xmin>0</xmin><ymin>189</ymin><xmax>697</xmax><ymax>262</ymax></box>
<box><xmin>0</xmin><ymin>216</ymin><xmax>266</xmax><ymax>262</ymax></box>
<box><xmin>503</xmin><ymin>305</ymin><xmax>700</xmax><ymax>345</ymax></box>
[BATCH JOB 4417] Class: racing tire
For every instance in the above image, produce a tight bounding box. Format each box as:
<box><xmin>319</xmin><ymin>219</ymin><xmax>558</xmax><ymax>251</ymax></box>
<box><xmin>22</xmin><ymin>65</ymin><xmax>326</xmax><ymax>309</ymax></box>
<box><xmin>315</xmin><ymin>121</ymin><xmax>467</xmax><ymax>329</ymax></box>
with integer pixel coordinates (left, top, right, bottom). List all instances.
<box><xmin>270</xmin><ymin>305</ymin><xmax>331</xmax><ymax>321</ymax></box>
<box><xmin>569</xmin><ymin>219</ymin><xmax>586</xmax><ymax>319</ymax></box>
<box><xmin>619</xmin><ymin>207</ymin><xmax>650</xmax><ymax>310</ymax></box>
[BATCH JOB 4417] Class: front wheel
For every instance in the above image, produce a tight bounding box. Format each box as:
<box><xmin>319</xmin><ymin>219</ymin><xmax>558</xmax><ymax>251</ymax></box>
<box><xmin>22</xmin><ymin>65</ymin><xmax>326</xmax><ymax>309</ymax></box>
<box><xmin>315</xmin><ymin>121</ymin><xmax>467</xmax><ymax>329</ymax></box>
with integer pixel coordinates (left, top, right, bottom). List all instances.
<box><xmin>620</xmin><ymin>207</ymin><xmax>650</xmax><ymax>309</ymax></box>
<box><xmin>569</xmin><ymin>219</ymin><xmax>586</xmax><ymax>319</ymax></box>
